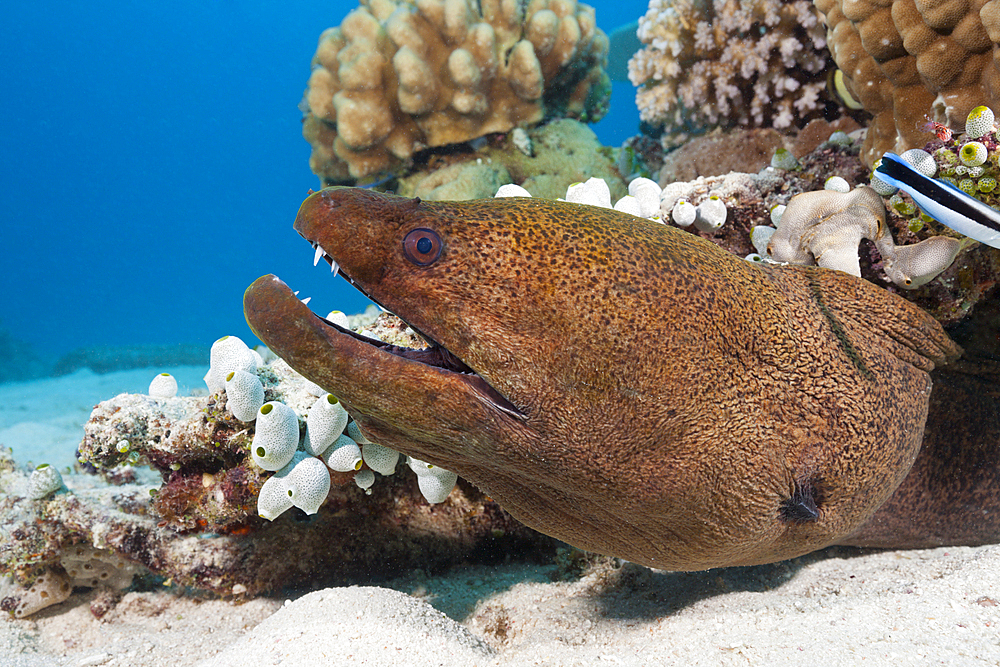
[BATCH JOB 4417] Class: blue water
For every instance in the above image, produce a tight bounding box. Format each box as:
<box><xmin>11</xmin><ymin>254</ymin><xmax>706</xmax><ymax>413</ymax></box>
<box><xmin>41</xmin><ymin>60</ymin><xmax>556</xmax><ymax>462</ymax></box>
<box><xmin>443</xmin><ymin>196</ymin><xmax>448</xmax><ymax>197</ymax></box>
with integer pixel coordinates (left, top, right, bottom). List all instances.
<box><xmin>1</xmin><ymin>0</ymin><xmax>644</xmax><ymax>364</ymax></box>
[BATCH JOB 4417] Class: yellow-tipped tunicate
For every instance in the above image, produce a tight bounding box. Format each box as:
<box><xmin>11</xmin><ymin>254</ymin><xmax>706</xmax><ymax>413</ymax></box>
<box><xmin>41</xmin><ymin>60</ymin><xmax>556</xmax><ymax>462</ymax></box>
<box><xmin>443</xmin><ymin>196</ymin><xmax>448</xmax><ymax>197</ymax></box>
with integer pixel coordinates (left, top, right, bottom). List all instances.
<box><xmin>408</xmin><ymin>457</ymin><xmax>459</xmax><ymax>504</ymax></box>
<box><xmin>224</xmin><ymin>370</ymin><xmax>265</xmax><ymax>422</ymax></box>
<box><xmin>823</xmin><ymin>176</ymin><xmax>850</xmax><ymax>193</ymax></box>
<box><xmin>320</xmin><ymin>434</ymin><xmax>363</xmax><ymax>472</ymax></box>
<box><xmin>251</xmin><ymin>401</ymin><xmax>299</xmax><ymax>471</ymax></box>
<box><xmin>966</xmin><ymin>105</ymin><xmax>996</xmax><ymax>139</ymax></box>
<box><xmin>960</xmin><ymin>141</ymin><xmax>988</xmax><ymax>167</ymax></box>
<box><xmin>770</xmin><ymin>148</ymin><xmax>799</xmax><ymax>170</ymax></box>
<box><xmin>27</xmin><ymin>463</ymin><xmax>63</xmax><ymax>500</ymax></box>
<box><xmin>751</xmin><ymin>226</ymin><xmax>777</xmax><ymax>256</ymax></box>
<box><xmin>627</xmin><ymin>177</ymin><xmax>662</xmax><ymax>218</ymax></box>
<box><xmin>148</xmin><ymin>373</ymin><xmax>178</xmax><ymax>398</ymax></box>
<box><xmin>303</xmin><ymin>393</ymin><xmax>349</xmax><ymax>456</ymax></box>
<box><xmin>286</xmin><ymin>454</ymin><xmax>331</xmax><ymax>515</ymax></box>
<box><xmin>362</xmin><ymin>441</ymin><xmax>399</xmax><ymax>476</ymax></box>
<box><xmin>324</xmin><ymin>310</ymin><xmax>350</xmax><ymax>329</ymax></box>
<box><xmin>694</xmin><ymin>195</ymin><xmax>727</xmax><ymax>233</ymax></box>
<box><xmin>770</xmin><ymin>204</ymin><xmax>786</xmax><ymax>226</ymax></box>
<box><xmin>257</xmin><ymin>466</ymin><xmax>295</xmax><ymax>521</ymax></box>
<box><xmin>206</xmin><ymin>335</ymin><xmax>258</xmax><ymax>393</ymax></box>
<box><xmin>671</xmin><ymin>199</ymin><xmax>696</xmax><ymax>227</ymax></box>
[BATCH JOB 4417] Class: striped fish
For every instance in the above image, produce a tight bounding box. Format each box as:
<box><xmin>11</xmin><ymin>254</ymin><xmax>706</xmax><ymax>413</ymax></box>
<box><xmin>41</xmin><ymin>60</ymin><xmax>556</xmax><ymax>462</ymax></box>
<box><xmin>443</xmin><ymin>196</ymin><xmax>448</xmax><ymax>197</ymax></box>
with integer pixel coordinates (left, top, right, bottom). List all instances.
<box><xmin>875</xmin><ymin>152</ymin><xmax>1000</xmax><ymax>249</ymax></box>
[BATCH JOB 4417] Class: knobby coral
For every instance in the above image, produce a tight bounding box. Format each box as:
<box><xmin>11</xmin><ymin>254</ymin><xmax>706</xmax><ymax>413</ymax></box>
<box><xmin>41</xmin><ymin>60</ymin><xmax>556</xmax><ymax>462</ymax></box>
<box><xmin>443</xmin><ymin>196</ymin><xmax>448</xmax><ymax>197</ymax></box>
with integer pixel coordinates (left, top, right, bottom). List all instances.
<box><xmin>302</xmin><ymin>0</ymin><xmax>611</xmax><ymax>181</ymax></box>
<box><xmin>628</xmin><ymin>0</ymin><xmax>834</xmax><ymax>147</ymax></box>
<box><xmin>814</xmin><ymin>0</ymin><xmax>1000</xmax><ymax>168</ymax></box>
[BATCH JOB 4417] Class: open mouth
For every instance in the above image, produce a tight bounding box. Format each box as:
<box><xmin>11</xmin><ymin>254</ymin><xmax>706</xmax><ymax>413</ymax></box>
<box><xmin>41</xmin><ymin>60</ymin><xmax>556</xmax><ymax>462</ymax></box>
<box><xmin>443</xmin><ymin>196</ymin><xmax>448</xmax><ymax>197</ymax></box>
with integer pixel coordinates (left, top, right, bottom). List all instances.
<box><xmin>304</xmin><ymin>239</ymin><xmax>526</xmax><ymax>419</ymax></box>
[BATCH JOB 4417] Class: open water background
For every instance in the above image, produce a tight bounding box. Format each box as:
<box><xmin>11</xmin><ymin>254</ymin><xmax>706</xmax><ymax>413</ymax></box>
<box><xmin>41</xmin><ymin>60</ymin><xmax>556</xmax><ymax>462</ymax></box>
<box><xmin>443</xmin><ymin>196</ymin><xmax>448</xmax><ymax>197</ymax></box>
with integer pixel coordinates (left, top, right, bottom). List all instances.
<box><xmin>1</xmin><ymin>0</ymin><xmax>645</xmax><ymax>368</ymax></box>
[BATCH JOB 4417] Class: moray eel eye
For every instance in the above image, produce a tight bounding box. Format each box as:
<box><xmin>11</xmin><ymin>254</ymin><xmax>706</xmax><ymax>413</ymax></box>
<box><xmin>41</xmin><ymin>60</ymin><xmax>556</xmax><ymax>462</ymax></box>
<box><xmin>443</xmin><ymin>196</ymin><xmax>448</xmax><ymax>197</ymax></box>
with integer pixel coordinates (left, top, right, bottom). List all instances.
<box><xmin>403</xmin><ymin>228</ymin><xmax>442</xmax><ymax>266</ymax></box>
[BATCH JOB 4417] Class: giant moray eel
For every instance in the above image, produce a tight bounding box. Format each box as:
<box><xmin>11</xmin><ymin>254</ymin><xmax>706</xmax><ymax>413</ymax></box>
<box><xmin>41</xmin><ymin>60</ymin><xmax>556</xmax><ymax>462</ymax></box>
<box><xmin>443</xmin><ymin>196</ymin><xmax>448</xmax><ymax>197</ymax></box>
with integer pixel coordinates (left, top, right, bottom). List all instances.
<box><xmin>244</xmin><ymin>188</ymin><xmax>998</xmax><ymax>571</ymax></box>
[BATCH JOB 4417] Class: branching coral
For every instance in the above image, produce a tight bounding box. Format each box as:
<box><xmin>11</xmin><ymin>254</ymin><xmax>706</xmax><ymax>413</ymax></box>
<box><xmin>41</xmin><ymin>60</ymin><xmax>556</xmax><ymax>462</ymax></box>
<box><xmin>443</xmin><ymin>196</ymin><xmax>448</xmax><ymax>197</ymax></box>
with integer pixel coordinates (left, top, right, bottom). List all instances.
<box><xmin>628</xmin><ymin>0</ymin><xmax>834</xmax><ymax>147</ymax></box>
<box><xmin>814</xmin><ymin>0</ymin><xmax>1000</xmax><ymax>168</ymax></box>
<box><xmin>302</xmin><ymin>0</ymin><xmax>610</xmax><ymax>181</ymax></box>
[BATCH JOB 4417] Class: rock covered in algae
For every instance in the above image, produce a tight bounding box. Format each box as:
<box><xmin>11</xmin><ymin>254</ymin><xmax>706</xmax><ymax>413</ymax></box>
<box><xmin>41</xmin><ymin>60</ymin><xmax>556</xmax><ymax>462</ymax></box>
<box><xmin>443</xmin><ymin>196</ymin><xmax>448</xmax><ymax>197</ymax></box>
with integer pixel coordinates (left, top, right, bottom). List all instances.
<box><xmin>302</xmin><ymin>0</ymin><xmax>611</xmax><ymax>182</ymax></box>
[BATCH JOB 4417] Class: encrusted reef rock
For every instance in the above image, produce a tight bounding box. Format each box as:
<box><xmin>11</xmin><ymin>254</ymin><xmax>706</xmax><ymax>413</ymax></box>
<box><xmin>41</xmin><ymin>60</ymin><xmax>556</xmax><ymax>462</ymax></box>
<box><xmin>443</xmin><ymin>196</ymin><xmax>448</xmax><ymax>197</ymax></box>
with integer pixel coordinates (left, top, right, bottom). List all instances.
<box><xmin>303</xmin><ymin>0</ymin><xmax>611</xmax><ymax>182</ymax></box>
<box><xmin>0</xmin><ymin>317</ymin><xmax>555</xmax><ymax>618</ymax></box>
<box><xmin>628</xmin><ymin>0</ymin><xmax>836</xmax><ymax>148</ymax></box>
<box><xmin>815</xmin><ymin>0</ymin><xmax>1000</xmax><ymax>167</ymax></box>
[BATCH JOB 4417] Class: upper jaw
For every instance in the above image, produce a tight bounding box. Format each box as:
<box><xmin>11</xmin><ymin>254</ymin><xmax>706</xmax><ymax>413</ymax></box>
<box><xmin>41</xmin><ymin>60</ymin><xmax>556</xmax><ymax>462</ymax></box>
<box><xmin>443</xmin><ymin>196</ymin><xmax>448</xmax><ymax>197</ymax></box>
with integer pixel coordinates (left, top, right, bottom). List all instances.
<box><xmin>297</xmin><ymin>239</ymin><xmax>526</xmax><ymax>420</ymax></box>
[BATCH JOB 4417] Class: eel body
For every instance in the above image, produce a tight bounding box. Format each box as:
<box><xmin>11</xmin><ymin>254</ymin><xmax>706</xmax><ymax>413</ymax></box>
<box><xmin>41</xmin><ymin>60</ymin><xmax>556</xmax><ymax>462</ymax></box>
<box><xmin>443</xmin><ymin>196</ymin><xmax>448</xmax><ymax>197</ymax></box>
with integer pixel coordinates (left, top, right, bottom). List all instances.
<box><xmin>244</xmin><ymin>188</ymin><xmax>985</xmax><ymax>571</ymax></box>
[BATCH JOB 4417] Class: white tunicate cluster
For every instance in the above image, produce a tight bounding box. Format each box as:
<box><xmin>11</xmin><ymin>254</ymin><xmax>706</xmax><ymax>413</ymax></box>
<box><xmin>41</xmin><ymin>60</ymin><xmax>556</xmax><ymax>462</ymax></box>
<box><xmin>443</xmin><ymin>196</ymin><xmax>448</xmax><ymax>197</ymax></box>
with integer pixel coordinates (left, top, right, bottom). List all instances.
<box><xmin>251</xmin><ymin>401</ymin><xmax>300</xmax><ymax>471</ymax></box>
<box><xmin>827</xmin><ymin>131</ymin><xmax>852</xmax><ymax>146</ymax></box>
<box><xmin>27</xmin><ymin>464</ymin><xmax>63</xmax><ymax>500</ymax></box>
<box><xmin>408</xmin><ymin>457</ymin><xmax>459</xmax><ymax>504</ymax></box>
<box><xmin>494</xmin><ymin>179</ymin><xmax>666</xmax><ymax>222</ymax></box>
<box><xmin>225</xmin><ymin>370</ymin><xmax>265</xmax><ymax>422</ymax></box>
<box><xmin>362</xmin><ymin>441</ymin><xmax>399</xmax><ymax>476</ymax></box>
<box><xmin>565</xmin><ymin>178</ymin><xmax>613</xmax><ymax>208</ymax></box>
<box><xmin>347</xmin><ymin>420</ymin><xmax>372</xmax><ymax>444</ymax></box>
<box><xmin>494</xmin><ymin>183</ymin><xmax>532</xmax><ymax>197</ymax></box>
<box><xmin>353</xmin><ymin>469</ymin><xmax>376</xmax><ymax>491</ymax></box>
<box><xmin>627</xmin><ymin>177</ymin><xmax>663</xmax><ymax>218</ymax></box>
<box><xmin>321</xmin><ymin>434</ymin><xmax>363</xmax><ymax>472</ymax></box>
<box><xmin>671</xmin><ymin>199</ymin><xmax>697</xmax><ymax>227</ymax></box>
<box><xmin>694</xmin><ymin>196</ymin><xmax>727</xmax><ymax>232</ymax></box>
<box><xmin>770</xmin><ymin>148</ymin><xmax>799</xmax><ymax>171</ymax></box>
<box><xmin>613</xmin><ymin>195</ymin><xmax>642</xmax><ymax>216</ymax></box>
<box><xmin>823</xmin><ymin>176</ymin><xmax>850</xmax><ymax>193</ymax></box>
<box><xmin>148</xmin><ymin>373</ymin><xmax>178</xmax><ymax>398</ymax></box>
<box><xmin>325</xmin><ymin>310</ymin><xmax>350</xmax><ymax>329</ymax></box>
<box><xmin>900</xmin><ymin>148</ymin><xmax>937</xmax><ymax>177</ymax></box>
<box><xmin>257</xmin><ymin>451</ymin><xmax>331</xmax><ymax>520</ymax></box>
<box><xmin>60</xmin><ymin>544</ymin><xmax>136</xmax><ymax>589</ymax></box>
<box><xmin>205</xmin><ymin>335</ymin><xmax>258</xmax><ymax>393</ymax></box>
<box><xmin>770</xmin><ymin>204</ymin><xmax>786</xmax><ymax>226</ymax></box>
<box><xmin>303</xmin><ymin>394</ymin><xmax>349</xmax><ymax>456</ymax></box>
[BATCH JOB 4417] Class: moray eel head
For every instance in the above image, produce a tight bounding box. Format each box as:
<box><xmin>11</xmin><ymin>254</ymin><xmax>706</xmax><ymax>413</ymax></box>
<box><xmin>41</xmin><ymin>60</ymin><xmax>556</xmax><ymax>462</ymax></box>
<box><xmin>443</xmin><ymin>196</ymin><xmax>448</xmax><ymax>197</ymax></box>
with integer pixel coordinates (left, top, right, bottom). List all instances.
<box><xmin>245</xmin><ymin>187</ymin><xmax>960</xmax><ymax>570</ymax></box>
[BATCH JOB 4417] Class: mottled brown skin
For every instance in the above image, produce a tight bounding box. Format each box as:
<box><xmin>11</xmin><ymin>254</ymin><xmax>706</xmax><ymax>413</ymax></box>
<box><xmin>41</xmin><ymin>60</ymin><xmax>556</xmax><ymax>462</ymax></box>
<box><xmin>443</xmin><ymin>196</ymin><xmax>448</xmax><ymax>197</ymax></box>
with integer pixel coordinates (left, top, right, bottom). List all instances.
<box><xmin>842</xmin><ymin>359</ymin><xmax>1000</xmax><ymax>548</ymax></box>
<box><xmin>244</xmin><ymin>188</ymin><xmax>961</xmax><ymax>571</ymax></box>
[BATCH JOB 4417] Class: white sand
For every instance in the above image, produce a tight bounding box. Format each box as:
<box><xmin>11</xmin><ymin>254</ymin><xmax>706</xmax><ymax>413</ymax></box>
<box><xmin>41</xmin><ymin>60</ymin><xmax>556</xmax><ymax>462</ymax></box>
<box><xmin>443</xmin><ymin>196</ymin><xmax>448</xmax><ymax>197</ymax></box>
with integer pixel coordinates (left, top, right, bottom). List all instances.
<box><xmin>2</xmin><ymin>370</ymin><xmax>998</xmax><ymax>665</ymax></box>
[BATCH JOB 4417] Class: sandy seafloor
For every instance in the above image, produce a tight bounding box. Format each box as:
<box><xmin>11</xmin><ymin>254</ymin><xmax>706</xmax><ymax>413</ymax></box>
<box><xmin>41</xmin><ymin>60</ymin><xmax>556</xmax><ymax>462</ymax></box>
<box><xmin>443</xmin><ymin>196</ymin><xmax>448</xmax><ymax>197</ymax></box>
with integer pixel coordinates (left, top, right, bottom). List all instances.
<box><xmin>2</xmin><ymin>368</ymin><xmax>999</xmax><ymax>666</ymax></box>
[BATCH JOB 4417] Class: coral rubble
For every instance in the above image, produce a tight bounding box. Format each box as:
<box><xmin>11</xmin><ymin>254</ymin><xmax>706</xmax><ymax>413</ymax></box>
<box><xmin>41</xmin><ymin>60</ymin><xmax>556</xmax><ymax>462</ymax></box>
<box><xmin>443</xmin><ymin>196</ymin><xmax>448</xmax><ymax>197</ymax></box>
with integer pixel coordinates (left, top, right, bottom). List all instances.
<box><xmin>628</xmin><ymin>0</ymin><xmax>835</xmax><ymax>148</ymax></box>
<box><xmin>302</xmin><ymin>0</ymin><xmax>611</xmax><ymax>182</ymax></box>
<box><xmin>814</xmin><ymin>0</ymin><xmax>1000</xmax><ymax>167</ymax></box>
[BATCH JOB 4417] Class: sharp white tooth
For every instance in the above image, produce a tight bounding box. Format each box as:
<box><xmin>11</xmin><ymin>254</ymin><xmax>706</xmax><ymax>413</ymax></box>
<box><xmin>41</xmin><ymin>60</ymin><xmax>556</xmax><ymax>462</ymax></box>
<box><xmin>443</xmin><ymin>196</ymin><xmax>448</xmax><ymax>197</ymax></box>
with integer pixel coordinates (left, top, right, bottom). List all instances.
<box><xmin>300</xmin><ymin>296</ymin><xmax>312</xmax><ymax>305</ymax></box>
<box><xmin>330</xmin><ymin>258</ymin><xmax>340</xmax><ymax>276</ymax></box>
<box><xmin>313</xmin><ymin>246</ymin><xmax>324</xmax><ymax>267</ymax></box>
